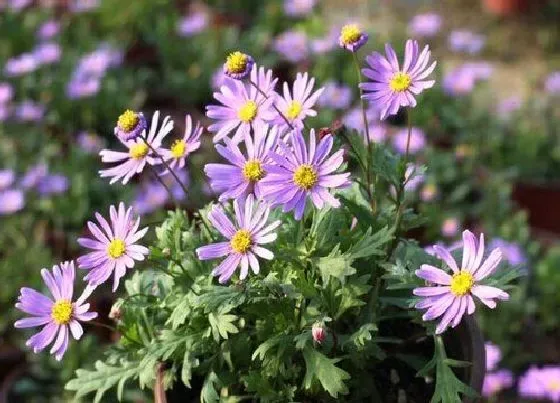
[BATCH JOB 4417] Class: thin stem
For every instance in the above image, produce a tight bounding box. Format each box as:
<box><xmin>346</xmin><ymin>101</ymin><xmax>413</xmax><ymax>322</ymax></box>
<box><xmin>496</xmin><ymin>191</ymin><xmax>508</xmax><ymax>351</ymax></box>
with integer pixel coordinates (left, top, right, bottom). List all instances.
<box><xmin>147</xmin><ymin>164</ymin><xmax>178</xmax><ymax>208</ymax></box>
<box><xmin>89</xmin><ymin>321</ymin><xmax>142</xmax><ymax>347</ymax></box>
<box><xmin>142</xmin><ymin>139</ymin><xmax>189</xmax><ymax>198</ymax></box>
<box><xmin>404</xmin><ymin>107</ymin><xmax>413</xmax><ymax>166</ymax></box>
<box><xmin>249</xmin><ymin>80</ymin><xmax>294</xmax><ymax>131</ymax></box>
<box><xmin>154</xmin><ymin>362</ymin><xmax>168</xmax><ymax>403</ymax></box>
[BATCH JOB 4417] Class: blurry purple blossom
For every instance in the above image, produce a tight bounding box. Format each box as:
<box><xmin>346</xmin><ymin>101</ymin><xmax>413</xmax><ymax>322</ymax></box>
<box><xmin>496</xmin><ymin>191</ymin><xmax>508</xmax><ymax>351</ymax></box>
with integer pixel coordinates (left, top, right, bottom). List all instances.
<box><xmin>441</xmin><ymin>217</ymin><xmax>460</xmax><ymax>238</ymax></box>
<box><xmin>545</xmin><ymin>71</ymin><xmax>560</xmax><ymax>95</ymax></box>
<box><xmin>284</xmin><ymin>0</ymin><xmax>316</xmax><ymax>17</ymax></box>
<box><xmin>66</xmin><ymin>78</ymin><xmax>101</xmax><ymax>99</ymax></box>
<box><xmin>443</xmin><ymin>62</ymin><xmax>493</xmax><ymax>96</ymax></box>
<box><xmin>408</xmin><ymin>13</ymin><xmax>442</xmax><ymax>37</ymax></box>
<box><xmin>69</xmin><ymin>0</ymin><xmax>100</xmax><ymax>12</ymax></box>
<box><xmin>0</xmin><ymin>105</ymin><xmax>10</xmax><ymax>121</ymax></box>
<box><xmin>37</xmin><ymin>174</ymin><xmax>69</xmax><ymax>196</ymax></box>
<box><xmin>0</xmin><ymin>83</ymin><xmax>13</xmax><ymax>104</ymax></box>
<box><xmin>32</xmin><ymin>42</ymin><xmax>62</xmax><ymax>65</ymax></box>
<box><xmin>483</xmin><ymin>370</ymin><xmax>513</xmax><ymax>397</ymax></box>
<box><xmin>497</xmin><ymin>96</ymin><xmax>522</xmax><ymax>119</ymax></box>
<box><xmin>77</xmin><ymin>131</ymin><xmax>106</xmax><ymax>154</ymax></box>
<box><xmin>393</xmin><ymin>127</ymin><xmax>426</xmax><ymax>154</ymax></box>
<box><xmin>20</xmin><ymin>163</ymin><xmax>48</xmax><ymax>189</ymax></box>
<box><xmin>8</xmin><ymin>0</ymin><xmax>32</xmax><ymax>11</ymax></box>
<box><xmin>0</xmin><ymin>190</ymin><xmax>25</xmax><ymax>214</ymax></box>
<box><xmin>485</xmin><ymin>342</ymin><xmax>502</xmax><ymax>371</ymax></box>
<box><xmin>311</xmin><ymin>27</ymin><xmax>339</xmax><ymax>54</ymax></box>
<box><xmin>273</xmin><ymin>31</ymin><xmax>308</xmax><ymax>63</ymax></box>
<box><xmin>448</xmin><ymin>31</ymin><xmax>485</xmax><ymax>54</ymax></box>
<box><xmin>420</xmin><ymin>183</ymin><xmax>438</xmax><ymax>202</ymax></box>
<box><xmin>15</xmin><ymin>101</ymin><xmax>45</xmax><ymax>122</ymax></box>
<box><xmin>134</xmin><ymin>182</ymin><xmax>168</xmax><ymax>215</ymax></box>
<box><xmin>0</xmin><ymin>170</ymin><xmax>15</xmax><ymax>190</ymax></box>
<box><xmin>317</xmin><ymin>81</ymin><xmax>352</xmax><ymax>110</ymax></box>
<box><xmin>489</xmin><ymin>238</ymin><xmax>526</xmax><ymax>267</ymax></box>
<box><xmin>37</xmin><ymin>20</ymin><xmax>60</xmax><ymax>40</ymax></box>
<box><xmin>4</xmin><ymin>53</ymin><xmax>38</xmax><ymax>77</ymax></box>
<box><xmin>177</xmin><ymin>11</ymin><xmax>209</xmax><ymax>36</ymax></box>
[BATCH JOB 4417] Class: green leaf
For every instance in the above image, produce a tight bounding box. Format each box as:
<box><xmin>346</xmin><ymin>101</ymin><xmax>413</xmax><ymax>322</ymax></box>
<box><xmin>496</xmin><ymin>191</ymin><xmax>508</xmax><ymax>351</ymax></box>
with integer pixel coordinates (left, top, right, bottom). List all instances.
<box><xmin>302</xmin><ymin>347</ymin><xmax>350</xmax><ymax>398</ymax></box>
<box><xmin>201</xmin><ymin>371</ymin><xmax>221</xmax><ymax>403</ymax></box>
<box><xmin>315</xmin><ymin>246</ymin><xmax>356</xmax><ymax>284</ymax></box>
<box><xmin>349</xmin><ymin>226</ymin><xmax>393</xmax><ymax>260</ymax></box>
<box><xmin>208</xmin><ymin>312</ymin><xmax>239</xmax><ymax>341</ymax></box>
<box><xmin>346</xmin><ymin>323</ymin><xmax>377</xmax><ymax>349</ymax></box>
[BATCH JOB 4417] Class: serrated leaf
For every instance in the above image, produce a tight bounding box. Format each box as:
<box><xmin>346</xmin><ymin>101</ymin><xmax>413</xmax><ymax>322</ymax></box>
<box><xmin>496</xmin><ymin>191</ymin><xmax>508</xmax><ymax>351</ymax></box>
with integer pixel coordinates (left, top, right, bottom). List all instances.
<box><xmin>201</xmin><ymin>371</ymin><xmax>220</xmax><ymax>403</ymax></box>
<box><xmin>316</xmin><ymin>246</ymin><xmax>356</xmax><ymax>284</ymax></box>
<box><xmin>302</xmin><ymin>347</ymin><xmax>350</xmax><ymax>398</ymax></box>
<box><xmin>349</xmin><ymin>226</ymin><xmax>393</xmax><ymax>260</ymax></box>
<box><xmin>208</xmin><ymin>313</ymin><xmax>239</xmax><ymax>341</ymax></box>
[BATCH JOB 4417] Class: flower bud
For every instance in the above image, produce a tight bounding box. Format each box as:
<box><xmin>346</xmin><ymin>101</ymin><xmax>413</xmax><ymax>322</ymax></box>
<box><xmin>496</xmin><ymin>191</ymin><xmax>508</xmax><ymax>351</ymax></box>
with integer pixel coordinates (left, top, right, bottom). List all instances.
<box><xmin>109</xmin><ymin>304</ymin><xmax>122</xmax><ymax>320</ymax></box>
<box><xmin>312</xmin><ymin>323</ymin><xmax>326</xmax><ymax>344</ymax></box>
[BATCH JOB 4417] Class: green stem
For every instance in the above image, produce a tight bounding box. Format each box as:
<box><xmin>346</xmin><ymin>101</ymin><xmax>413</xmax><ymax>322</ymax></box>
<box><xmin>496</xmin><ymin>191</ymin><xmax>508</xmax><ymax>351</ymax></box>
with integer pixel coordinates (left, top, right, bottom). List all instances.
<box><xmin>142</xmin><ymin>139</ymin><xmax>190</xmax><ymax>199</ymax></box>
<box><xmin>249</xmin><ymin>80</ymin><xmax>295</xmax><ymax>131</ymax></box>
<box><xmin>147</xmin><ymin>164</ymin><xmax>178</xmax><ymax>208</ymax></box>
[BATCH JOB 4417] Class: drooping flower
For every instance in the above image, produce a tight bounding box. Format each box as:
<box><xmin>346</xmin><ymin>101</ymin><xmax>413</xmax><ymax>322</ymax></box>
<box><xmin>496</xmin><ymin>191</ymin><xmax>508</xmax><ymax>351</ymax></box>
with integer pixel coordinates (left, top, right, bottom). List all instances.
<box><xmin>114</xmin><ymin>109</ymin><xmax>147</xmax><ymax>142</ymax></box>
<box><xmin>519</xmin><ymin>366</ymin><xmax>560</xmax><ymax>402</ymax></box>
<box><xmin>414</xmin><ymin>230</ymin><xmax>509</xmax><ymax>334</ymax></box>
<box><xmin>206</xmin><ymin>76</ymin><xmax>275</xmax><ymax>144</ymax></box>
<box><xmin>361</xmin><ymin>40</ymin><xmax>437</xmax><ymax>119</ymax></box>
<box><xmin>317</xmin><ymin>81</ymin><xmax>352</xmax><ymax>110</ymax></box>
<box><xmin>338</xmin><ymin>24</ymin><xmax>369</xmax><ymax>52</ymax></box>
<box><xmin>284</xmin><ymin>0</ymin><xmax>316</xmax><ymax>17</ymax></box>
<box><xmin>223</xmin><ymin>51</ymin><xmax>254</xmax><ymax>80</ymax></box>
<box><xmin>0</xmin><ymin>189</ymin><xmax>25</xmax><ymax>214</ymax></box>
<box><xmin>273</xmin><ymin>31</ymin><xmax>309</xmax><ymax>63</ymax></box>
<box><xmin>14</xmin><ymin>261</ymin><xmax>97</xmax><ymax>361</ymax></box>
<box><xmin>392</xmin><ymin>127</ymin><xmax>426</xmax><ymax>154</ymax></box>
<box><xmin>260</xmin><ymin>129</ymin><xmax>350</xmax><ymax>220</ymax></box>
<box><xmin>77</xmin><ymin>202</ymin><xmax>149</xmax><ymax>291</ymax></box>
<box><xmin>161</xmin><ymin>114</ymin><xmax>202</xmax><ymax>170</ymax></box>
<box><xmin>485</xmin><ymin>342</ymin><xmax>502</xmax><ymax>371</ymax></box>
<box><xmin>99</xmin><ymin>111</ymin><xmax>173</xmax><ymax>185</ymax></box>
<box><xmin>205</xmin><ymin>125</ymin><xmax>279</xmax><ymax>202</ymax></box>
<box><xmin>483</xmin><ymin>370</ymin><xmax>513</xmax><ymax>397</ymax></box>
<box><xmin>408</xmin><ymin>13</ymin><xmax>442</xmax><ymax>38</ymax></box>
<box><xmin>274</xmin><ymin>72</ymin><xmax>324</xmax><ymax>131</ymax></box>
<box><xmin>448</xmin><ymin>31</ymin><xmax>485</xmax><ymax>54</ymax></box>
<box><xmin>196</xmin><ymin>195</ymin><xmax>281</xmax><ymax>283</ymax></box>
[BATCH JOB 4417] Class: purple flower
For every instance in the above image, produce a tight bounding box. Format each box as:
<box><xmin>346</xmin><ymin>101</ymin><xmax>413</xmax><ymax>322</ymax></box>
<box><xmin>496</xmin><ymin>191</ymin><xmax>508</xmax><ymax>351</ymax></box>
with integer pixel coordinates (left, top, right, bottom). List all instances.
<box><xmin>0</xmin><ymin>169</ymin><xmax>15</xmax><ymax>190</ymax></box>
<box><xmin>32</xmin><ymin>42</ymin><xmax>62</xmax><ymax>65</ymax></box>
<box><xmin>211</xmin><ymin>67</ymin><xmax>228</xmax><ymax>90</ymax></box>
<box><xmin>77</xmin><ymin>131</ymin><xmax>105</xmax><ymax>154</ymax></box>
<box><xmin>273</xmin><ymin>31</ymin><xmax>308</xmax><ymax>63</ymax></box>
<box><xmin>8</xmin><ymin>0</ymin><xmax>32</xmax><ymax>11</ymax></box>
<box><xmin>519</xmin><ymin>366</ymin><xmax>560</xmax><ymax>401</ymax></box>
<box><xmin>134</xmin><ymin>181</ymin><xmax>168</xmax><ymax>215</ymax></box>
<box><xmin>342</xmin><ymin>105</ymin><xmax>385</xmax><ymax>143</ymax></box>
<box><xmin>196</xmin><ymin>195</ymin><xmax>281</xmax><ymax>283</ymax></box>
<box><xmin>338</xmin><ymin>24</ymin><xmax>369</xmax><ymax>52</ymax></box>
<box><xmin>260</xmin><ymin>130</ymin><xmax>350</xmax><ymax>220</ymax></box>
<box><xmin>441</xmin><ymin>217</ymin><xmax>460</xmax><ymax>238</ymax></box>
<box><xmin>205</xmin><ymin>125</ymin><xmax>279</xmax><ymax>202</ymax></box>
<box><xmin>177</xmin><ymin>11</ymin><xmax>209</xmax><ymax>37</ymax></box>
<box><xmin>66</xmin><ymin>77</ymin><xmax>101</xmax><ymax>99</ymax></box>
<box><xmin>312</xmin><ymin>322</ymin><xmax>326</xmax><ymax>344</ymax></box>
<box><xmin>0</xmin><ymin>83</ymin><xmax>14</xmax><ymax>104</ymax></box>
<box><xmin>114</xmin><ymin>110</ymin><xmax>147</xmax><ymax>142</ymax></box>
<box><xmin>14</xmin><ymin>261</ymin><xmax>97</xmax><ymax>360</ymax></box>
<box><xmin>392</xmin><ymin>127</ymin><xmax>426</xmax><ymax>154</ymax></box>
<box><xmin>206</xmin><ymin>76</ymin><xmax>275</xmax><ymax>144</ymax></box>
<box><xmin>361</xmin><ymin>40</ymin><xmax>437</xmax><ymax>120</ymax></box>
<box><xmin>488</xmin><ymin>238</ymin><xmax>526</xmax><ymax>267</ymax></box>
<box><xmin>249</xmin><ymin>64</ymin><xmax>279</xmax><ymax>100</ymax></box>
<box><xmin>223</xmin><ymin>51</ymin><xmax>254</xmax><ymax>80</ymax></box>
<box><xmin>317</xmin><ymin>81</ymin><xmax>352</xmax><ymax>110</ymax></box>
<box><xmin>485</xmin><ymin>342</ymin><xmax>502</xmax><ymax>371</ymax></box>
<box><xmin>497</xmin><ymin>96</ymin><xmax>522</xmax><ymax>119</ymax></box>
<box><xmin>15</xmin><ymin>101</ymin><xmax>45</xmax><ymax>122</ymax></box>
<box><xmin>420</xmin><ymin>183</ymin><xmax>438</xmax><ymax>202</ymax></box>
<box><xmin>443</xmin><ymin>62</ymin><xmax>493</xmax><ymax>96</ymax></box>
<box><xmin>20</xmin><ymin>163</ymin><xmax>48</xmax><ymax>189</ymax></box>
<box><xmin>77</xmin><ymin>202</ymin><xmax>149</xmax><ymax>291</ymax></box>
<box><xmin>408</xmin><ymin>13</ymin><xmax>442</xmax><ymax>38</ymax></box>
<box><xmin>545</xmin><ymin>71</ymin><xmax>560</xmax><ymax>95</ymax></box>
<box><xmin>284</xmin><ymin>0</ymin><xmax>316</xmax><ymax>16</ymax></box>
<box><xmin>0</xmin><ymin>105</ymin><xmax>10</xmax><ymax>121</ymax></box>
<box><xmin>4</xmin><ymin>53</ymin><xmax>38</xmax><ymax>77</ymax></box>
<box><xmin>37</xmin><ymin>174</ymin><xmax>69</xmax><ymax>196</ymax></box>
<box><xmin>100</xmin><ymin>111</ymin><xmax>173</xmax><ymax>185</ymax></box>
<box><xmin>483</xmin><ymin>370</ymin><xmax>513</xmax><ymax>397</ymax></box>
<box><xmin>161</xmin><ymin>114</ymin><xmax>202</xmax><ymax>170</ymax></box>
<box><xmin>37</xmin><ymin>20</ymin><xmax>60</xmax><ymax>40</ymax></box>
<box><xmin>69</xmin><ymin>0</ymin><xmax>100</xmax><ymax>12</ymax></box>
<box><xmin>414</xmin><ymin>230</ymin><xmax>509</xmax><ymax>334</ymax></box>
<box><xmin>448</xmin><ymin>31</ymin><xmax>485</xmax><ymax>54</ymax></box>
<box><xmin>0</xmin><ymin>190</ymin><xmax>25</xmax><ymax>214</ymax></box>
<box><xmin>311</xmin><ymin>26</ymin><xmax>339</xmax><ymax>54</ymax></box>
<box><xmin>274</xmin><ymin>72</ymin><xmax>324</xmax><ymax>131</ymax></box>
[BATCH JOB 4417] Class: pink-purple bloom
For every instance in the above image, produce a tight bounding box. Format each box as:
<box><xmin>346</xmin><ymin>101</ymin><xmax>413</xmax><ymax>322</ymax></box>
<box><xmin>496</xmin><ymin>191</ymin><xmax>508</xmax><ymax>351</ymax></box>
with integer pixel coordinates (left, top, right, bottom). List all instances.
<box><xmin>161</xmin><ymin>114</ymin><xmax>202</xmax><ymax>170</ymax></box>
<box><xmin>77</xmin><ymin>203</ymin><xmax>149</xmax><ymax>291</ymax></box>
<box><xmin>177</xmin><ymin>11</ymin><xmax>209</xmax><ymax>37</ymax></box>
<box><xmin>14</xmin><ymin>261</ymin><xmax>97</xmax><ymax>360</ymax></box>
<box><xmin>284</xmin><ymin>0</ymin><xmax>316</xmax><ymax>16</ymax></box>
<box><xmin>441</xmin><ymin>217</ymin><xmax>460</xmax><ymax>238</ymax></box>
<box><xmin>223</xmin><ymin>51</ymin><xmax>254</xmax><ymax>80</ymax></box>
<box><xmin>4</xmin><ymin>53</ymin><xmax>38</xmax><ymax>77</ymax></box>
<box><xmin>0</xmin><ymin>83</ymin><xmax>14</xmax><ymax>104</ymax></box>
<box><xmin>361</xmin><ymin>40</ymin><xmax>436</xmax><ymax>120</ymax></box>
<box><xmin>338</xmin><ymin>24</ymin><xmax>369</xmax><ymax>52</ymax></box>
<box><xmin>485</xmin><ymin>342</ymin><xmax>502</xmax><ymax>371</ymax></box>
<box><xmin>489</xmin><ymin>238</ymin><xmax>526</xmax><ymax>267</ymax></box>
<box><xmin>37</xmin><ymin>174</ymin><xmax>69</xmax><ymax>196</ymax></box>
<box><xmin>15</xmin><ymin>101</ymin><xmax>45</xmax><ymax>122</ymax></box>
<box><xmin>519</xmin><ymin>366</ymin><xmax>560</xmax><ymax>401</ymax></box>
<box><xmin>545</xmin><ymin>71</ymin><xmax>560</xmax><ymax>95</ymax></box>
<box><xmin>483</xmin><ymin>370</ymin><xmax>513</xmax><ymax>397</ymax></box>
<box><xmin>392</xmin><ymin>127</ymin><xmax>426</xmax><ymax>154</ymax></box>
<box><xmin>273</xmin><ymin>31</ymin><xmax>309</xmax><ymax>63</ymax></box>
<box><xmin>32</xmin><ymin>42</ymin><xmax>62</xmax><ymax>65</ymax></box>
<box><xmin>0</xmin><ymin>189</ymin><xmax>25</xmax><ymax>214</ymax></box>
<box><xmin>77</xmin><ymin>131</ymin><xmax>105</xmax><ymax>154</ymax></box>
<box><xmin>37</xmin><ymin>20</ymin><xmax>60</xmax><ymax>40</ymax></box>
<box><xmin>196</xmin><ymin>195</ymin><xmax>281</xmax><ymax>283</ymax></box>
<box><xmin>408</xmin><ymin>13</ymin><xmax>442</xmax><ymax>38</ymax></box>
<box><xmin>414</xmin><ymin>230</ymin><xmax>509</xmax><ymax>334</ymax></box>
<box><xmin>0</xmin><ymin>169</ymin><xmax>15</xmax><ymax>190</ymax></box>
<box><xmin>448</xmin><ymin>31</ymin><xmax>485</xmax><ymax>54</ymax></box>
<box><xmin>317</xmin><ymin>81</ymin><xmax>352</xmax><ymax>110</ymax></box>
<box><xmin>260</xmin><ymin>129</ymin><xmax>350</xmax><ymax>220</ymax></box>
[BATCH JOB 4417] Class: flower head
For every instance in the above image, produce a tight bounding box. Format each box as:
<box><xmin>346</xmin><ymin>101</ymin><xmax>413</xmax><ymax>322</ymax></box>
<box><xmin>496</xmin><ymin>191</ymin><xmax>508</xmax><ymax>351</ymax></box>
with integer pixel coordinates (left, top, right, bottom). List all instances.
<box><xmin>448</xmin><ymin>31</ymin><xmax>485</xmax><ymax>54</ymax></box>
<box><xmin>273</xmin><ymin>31</ymin><xmax>309</xmax><ymax>63</ymax></box>
<box><xmin>177</xmin><ymin>11</ymin><xmax>208</xmax><ymax>37</ymax></box>
<box><xmin>14</xmin><ymin>261</ymin><xmax>97</xmax><ymax>360</ymax></box>
<box><xmin>37</xmin><ymin>174</ymin><xmax>69</xmax><ymax>196</ymax></box>
<box><xmin>488</xmin><ymin>238</ymin><xmax>526</xmax><ymax>267</ymax></box>
<box><xmin>317</xmin><ymin>81</ymin><xmax>352</xmax><ymax>110</ymax></box>
<box><xmin>284</xmin><ymin>0</ymin><xmax>316</xmax><ymax>17</ymax></box>
<box><xmin>205</xmin><ymin>125</ymin><xmax>279</xmax><ymax>202</ymax></box>
<box><xmin>0</xmin><ymin>169</ymin><xmax>15</xmax><ymax>190</ymax></box>
<box><xmin>100</xmin><ymin>111</ymin><xmax>173</xmax><ymax>184</ymax></box>
<box><xmin>312</xmin><ymin>323</ymin><xmax>326</xmax><ymax>344</ymax></box>
<box><xmin>408</xmin><ymin>13</ymin><xmax>442</xmax><ymax>38</ymax></box>
<box><xmin>115</xmin><ymin>109</ymin><xmax>147</xmax><ymax>142</ymax></box>
<box><xmin>338</xmin><ymin>24</ymin><xmax>369</xmax><ymax>52</ymax></box>
<box><xmin>223</xmin><ymin>51</ymin><xmax>254</xmax><ymax>80</ymax></box>
<box><xmin>519</xmin><ymin>366</ymin><xmax>560</xmax><ymax>402</ymax></box>
<box><xmin>483</xmin><ymin>370</ymin><xmax>513</xmax><ymax>397</ymax></box>
<box><xmin>545</xmin><ymin>71</ymin><xmax>560</xmax><ymax>95</ymax></box>
<box><xmin>0</xmin><ymin>189</ymin><xmax>25</xmax><ymax>215</ymax></box>
<box><xmin>392</xmin><ymin>127</ymin><xmax>426</xmax><ymax>154</ymax></box>
<box><xmin>77</xmin><ymin>203</ymin><xmax>149</xmax><ymax>291</ymax></box>
<box><xmin>485</xmin><ymin>342</ymin><xmax>502</xmax><ymax>371</ymax></box>
<box><xmin>414</xmin><ymin>230</ymin><xmax>509</xmax><ymax>334</ymax></box>
<box><xmin>37</xmin><ymin>20</ymin><xmax>60</xmax><ymax>40</ymax></box>
<box><xmin>361</xmin><ymin>40</ymin><xmax>436</xmax><ymax>120</ymax></box>
<box><xmin>441</xmin><ymin>217</ymin><xmax>460</xmax><ymax>238</ymax></box>
<box><xmin>275</xmin><ymin>72</ymin><xmax>324</xmax><ymax>131</ymax></box>
<box><xmin>260</xmin><ymin>129</ymin><xmax>350</xmax><ymax>220</ymax></box>
<box><xmin>0</xmin><ymin>82</ymin><xmax>13</xmax><ymax>104</ymax></box>
<box><xmin>196</xmin><ymin>195</ymin><xmax>281</xmax><ymax>283</ymax></box>
<box><xmin>162</xmin><ymin>114</ymin><xmax>202</xmax><ymax>170</ymax></box>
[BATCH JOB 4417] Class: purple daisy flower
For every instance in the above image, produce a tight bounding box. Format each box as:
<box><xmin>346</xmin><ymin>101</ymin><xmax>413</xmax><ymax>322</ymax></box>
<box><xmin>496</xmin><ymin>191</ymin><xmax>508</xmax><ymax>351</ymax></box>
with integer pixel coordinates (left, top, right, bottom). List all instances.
<box><xmin>223</xmin><ymin>51</ymin><xmax>254</xmax><ymax>80</ymax></box>
<box><xmin>205</xmin><ymin>125</ymin><xmax>279</xmax><ymax>202</ymax></box>
<box><xmin>338</xmin><ymin>24</ymin><xmax>369</xmax><ymax>52</ymax></box>
<box><xmin>32</xmin><ymin>42</ymin><xmax>62</xmax><ymax>65</ymax></box>
<box><xmin>489</xmin><ymin>238</ymin><xmax>526</xmax><ymax>267</ymax></box>
<box><xmin>0</xmin><ymin>189</ymin><xmax>25</xmax><ymax>214</ymax></box>
<box><xmin>284</xmin><ymin>0</ymin><xmax>316</xmax><ymax>16</ymax></box>
<box><xmin>77</xmin><ymin>202</ymin><xmax>149</xmax><ymax>291</ymax></box>
<box><xmin>15</xmin><ymin>100</ymin><xmax>45</xmax><ymax>122</ymax></box>
<box><xmin>408</xmin><ymin>13</ymin><xmax>442</xmax><ymax>38</ymax></box>
<box><xmin>206</xmin><ymin>77</ymin><xmax>276</xmax><ymax>144</ymax></box>
<box><xmin>37</xmin><ymin>20</ymin><xmax>60</xmax><ymax>40</ymax></box>
<box><xmin>260</xmin><ymin>129</ymin><xmax>350</xmax><ymax>220</ymax></box>
<box><xmin>413</xmin><ymin>230</ymin><xmax>509</xmax><ymax>334</ymax></box>
<box><xmin>4</xmin><ymin>53</ymin><xmax>38</xmax><ymax>77</ymax></box>
<box><xmin>37</xmin><ymin>174</ymin><xmax>69</xmax><ymax>196</ymax></box>
<box><xmin>519</xmin><ymin>366</ymin><xmax>560</xmax><ymax>401</ymax></box>
<box><xmin>77</xmin><ymin>131</ymin><xmax>105</xmax><ymax>154</ymax></box>
<box><xmin>177</xmin><ymin>11</ymin><xmax>208</xmax><ymax>37</ymax></box>
<box><xmin>134</xmin><ymin>181</ymin><xmax>169</xmax><ymax>215</ymax></box>
<box><xmin>448</xmin><ymin>31</ymin><xmax>485</xmax><ymax>54</ymax></box>
<box><xmin>99</xmin><ymin>111</ymin><xmax>173</xmax><ymax>185</ymax></box>
<box><xmin>485</xmin><ymin>342</ymin><xmax>502</xmax><ymax>371</ymax></box>
<box><xmin>392</xmin><ymin>127</ymin><xmax>426</xmax><ymax>154</ymax></box>
<box><xmin>545</xmin><ymin>71</ymin><xmax>560</xmax><ymax>95</ymax></box>
<box><xmin>317</xmin><ymin>81</ymin><xmax>352</xmax><ymax>110</ymax></box>
<box><xmin>274</xmin><ymin>72</ymin><xmax>324</xmax><ymax>131</ymax></box>
<box><xmin>161</xmin><ymin>114</ymin><xmax>202</xmax><ymax>170</ymax></box>
<box><xmin>273</xmin><ymin>31</ymin><xmax>309</xmax><ymax>63</ymax></box>
<box><xmin>14</xmin><ymin>261</ymin><xmax>97</xmax><ymax>361</ymax></box>
<box><xmin>0</xmin><ymin>169</ymin><xmax>15</xmax><ymax>190</ymax></box>
<box><xmin>0</xmin><ymin>82</ymin><xmax>14</xmax><ymax>104</ymax></box>
<box><xmin>196</xmin><ymin>195</ymin><xmax>281</xmax><ymax>283</ymax></box>
<box><xmin>249</xmin><ymin>64</ymin><xmax>279</xmax><ymax>100</ymax></box>
<box><xmin>483</xmin><ymin>370</ymin><xmax>513</xmax><ymax>397</ymax></box>
<box><xmin>114</xmin><ymin>110</ymin><xmax>147</xmax><ymax>142</ymax></box>
<box><xmin>361</xmin><ymin>40</ymin><xmax>437</xmax><ymax>120</ymax></box>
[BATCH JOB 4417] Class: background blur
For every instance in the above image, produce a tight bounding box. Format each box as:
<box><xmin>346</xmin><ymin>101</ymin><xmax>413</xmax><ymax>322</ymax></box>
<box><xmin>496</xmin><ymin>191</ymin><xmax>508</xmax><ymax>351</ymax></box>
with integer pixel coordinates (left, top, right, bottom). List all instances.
<box><xmin>0</xmin><ymin>0</ymin><xmax>559</xmax><ymax>401</ymax></box>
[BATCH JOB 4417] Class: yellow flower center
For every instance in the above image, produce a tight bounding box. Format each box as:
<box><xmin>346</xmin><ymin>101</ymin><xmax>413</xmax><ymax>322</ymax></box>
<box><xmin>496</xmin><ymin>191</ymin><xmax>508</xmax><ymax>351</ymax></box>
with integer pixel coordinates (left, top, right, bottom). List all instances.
<box><xmin>226</xmin><ymin>51</ymin><xmax>248</xmax><ymax>73</ymax></box>
<box><xmin>238</xmin><ymin>100</ymin><xmax>258</xmax><ymax>123</ymax></box>
<box><xmin>285</xmin><ymin>101</ymin><xmax>302</xmax><ymax>120</ymax></box>
<box><xmin>242</xmin><ymin>160</ymin><xmax>265</xmax><ymax>182</ymax></box>
<box><xmin>230</xmin><ymin>229</ymin><xmax>252</xmax><ymax>253</ymax></box>
<box><xmin>340</xmin><ymin>24</ymin><xmax>362</xmax><ymax>45</ymax></box>
<box><xmin>107</xmin><ymin>239</ymin><xmax>126</xmax><ymax>259</ymax></box>
<box><xmin>171</xmin><ymin>139</ymin><xmax>186</xmax><ymax>158</ymax></box>
<box><xmin>293</xmin><ymin>164</ymin><xmax>317</xmax><ymax>190</ymax></box>
<box><xmin>450</xmin><ymin>270</ymin><xmax>474</xmax><ymax>296</ymax></box>
<box><xmin>129</xmin><ymin>143</ymin><xmax>149</xmax><ymax>159</ymax></box>
<box><xmin>51</xmin><ymin>300</ymin><xmax>73</xmax><ymax>325</ymax></box>
<box><xmin>117</xmin><ymin>109</ymin><xmax>139</xmax><ymax>132</ymax></box>
<box><xmin>389</xmin><ymin>72</ymin><xmax>412</xmax><ymax>92</ymax></box>
<box><xmin>548</xmin><ymin>380</ymin><xmax>560</xmax><ymax>392</ymax></box>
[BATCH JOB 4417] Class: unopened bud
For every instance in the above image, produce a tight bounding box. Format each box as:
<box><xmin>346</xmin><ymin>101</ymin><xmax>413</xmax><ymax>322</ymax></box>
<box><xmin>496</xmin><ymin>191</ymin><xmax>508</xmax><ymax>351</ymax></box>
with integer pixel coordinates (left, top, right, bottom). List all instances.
<box><xmin>312</xmin><ymin>323</ymin><xmax>326</xmax><ymax>344</ymax></box>
<box><xmin>162</xmin><ymin>247</ymin><xmax>171</xmax><ymax>257</ymax></box>
<box><xmin>109</xmin><ymin>304</ymin><xmax>122</xmax><ymax>320</ymax></box>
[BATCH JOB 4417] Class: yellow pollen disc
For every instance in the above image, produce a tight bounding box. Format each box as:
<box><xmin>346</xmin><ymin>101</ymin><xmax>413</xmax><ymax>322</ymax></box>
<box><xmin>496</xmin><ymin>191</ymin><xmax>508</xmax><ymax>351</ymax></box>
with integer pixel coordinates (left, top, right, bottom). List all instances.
<box><xmin>129</xmin><ymin>143</ymin><xmax>149</xmax><ymax>159</ymax></box>
<box><xmin>226</xmin><ymin>51</ymin><xmax>248</xmax><ymax>73</ymax></box>
<box><xmin>107</xmin><ymin>239</ymin><xmax>126</xmax><ymax>259</ymax></box>
<box><xmin>238</xmin><ymin>100</ymin><xmax>258</xmax><ymax>123</ymax></box>
<box><xmin>171</xmin><ymin>139</ymin><xmax>186</xmax><ymax>158</ymax></box>
<box><xmin>293</xmin><ymin>164</ymin><xmax>318</xmax><ymax>190</ymax></box>
<box><xmin>389</xmin><ymin>72</ymin><xmax>412</xmax><ymax>92</ymax></box>
<box><xmin>450</xmin><ymin>271</ymin><xmax>474</xmax><ymax>296</ymax></box>
<box><xmin>285</xmin><ymin>101</ymin><xmax>302</xmax><ymax>120</ymax></box>
<box><xmin>230</xmin><ymin>229</ymin><xmax>252</xmax><ymax>253</ymax></box>
<box><xmin>548</xmin><ymin>380</ymin><xmax>560</xmax><ymax>391</ymax></box>
<box><xmin>243</xmin><ymin>160</ymin><xmax>265</xmax><ymax>182</ymax></box>
<box><xmin>51</xmin><ymin>300</ymin><xmax>73</xmax><ymax>325</ymax></box>
<box><xmin>340</xmin><ymin>24</ymin><xmax>362</xmax><ymax>45</ymax></box>
<box><xmin>117</xmin><ymin>109</ymin><xmax>139</xmax><ymax>132</ymax></box>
